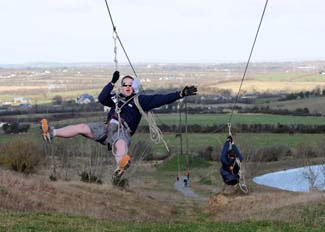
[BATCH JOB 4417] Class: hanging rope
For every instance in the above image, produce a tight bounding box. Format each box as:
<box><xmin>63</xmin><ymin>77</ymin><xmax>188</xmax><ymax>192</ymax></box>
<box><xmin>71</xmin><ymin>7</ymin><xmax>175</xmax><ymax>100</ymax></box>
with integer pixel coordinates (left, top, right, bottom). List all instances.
<box><xmin>222</xmin><ymin>1</ymin><xmax>269</xmax><ymax>195</ymax></box>
<box><xmin>184</xmin><ymin>99</ymin><xmax>190</xmax><ymax>179</ymax></box>
<box><xmin>104</xmin><ymin>0</ymin><xmax>138</xmax><ymax>78</ymax></box>
<box><xmin>235</xmin><ymin>158</ymin><xmax>249</xmax><ymax>194</ymax></box>
<box><xmin>133</xmin><ymin>96</ymin><xmax>169</xmax><ymax>152</ymax></box>
<box><xmin>113</xmin><ymin>31</ymin><xmax>118</xmax><ymax>70</ymax></box>
<box><xmin>228</xmin><ymin>0</ymin><xmax>269</xmax><ymax>126</ymax></box>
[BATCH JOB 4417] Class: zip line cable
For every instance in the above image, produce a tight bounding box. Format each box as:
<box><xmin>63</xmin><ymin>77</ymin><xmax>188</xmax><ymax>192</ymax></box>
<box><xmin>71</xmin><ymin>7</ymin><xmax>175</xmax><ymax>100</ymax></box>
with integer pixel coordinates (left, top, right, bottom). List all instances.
<box><xmin>228</xmin><ymin>0</ymin><xmax>269</xmax><ymax>127</ymax></box>
<box><xmin>104</xmin><ymin>0</ymin><xmax>138</xmax><ymax>78</ymax></box>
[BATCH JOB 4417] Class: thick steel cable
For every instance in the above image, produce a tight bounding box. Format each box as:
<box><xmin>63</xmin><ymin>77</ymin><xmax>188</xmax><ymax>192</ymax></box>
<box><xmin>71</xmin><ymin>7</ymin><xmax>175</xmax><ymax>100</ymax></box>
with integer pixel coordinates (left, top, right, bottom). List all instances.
<box><xmin>228</xmin><ymin>0</ymin><xmax>269</xmax><ymax>125</ymax></box>
<box><xmin>104</xmin><ymin>0</ymin><xmax>138</xmax><ymax>78</ymax></box>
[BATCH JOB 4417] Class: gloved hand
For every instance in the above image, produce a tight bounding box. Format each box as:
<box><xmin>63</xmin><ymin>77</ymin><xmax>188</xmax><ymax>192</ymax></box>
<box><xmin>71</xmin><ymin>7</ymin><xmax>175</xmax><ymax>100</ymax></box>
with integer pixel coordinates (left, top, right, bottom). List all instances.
<box><xmin>229</xmin><ymin>165</ymin><xmax>234</xmax><ymax>171</ymax></box>
<box><xmin>180</xmin><ymin>85</ymin><xmax>197</xmax><ymax>97</ymax></box>
<box><xmin>111</xmin><ymin>71</ymin><xmax>120</xmax><ymax>84</ymax></box>
<box><xmin>227</xmin><ymin>135</ymin><xmax>233</xmax><ymax>143</ymax></box>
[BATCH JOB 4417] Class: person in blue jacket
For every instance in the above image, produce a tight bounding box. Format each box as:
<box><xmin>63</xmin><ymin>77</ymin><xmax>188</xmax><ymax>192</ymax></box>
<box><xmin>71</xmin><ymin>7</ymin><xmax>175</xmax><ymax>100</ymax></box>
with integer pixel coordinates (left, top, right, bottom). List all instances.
<box><xmin>41</xmin><ymin>71</ymin><xmax>197</xmax><ymax>184</ymax></box>
<box><xmin>220</xmin><ymin>136</ymin><xmax>243</xmax><ymax>186</ymax></box>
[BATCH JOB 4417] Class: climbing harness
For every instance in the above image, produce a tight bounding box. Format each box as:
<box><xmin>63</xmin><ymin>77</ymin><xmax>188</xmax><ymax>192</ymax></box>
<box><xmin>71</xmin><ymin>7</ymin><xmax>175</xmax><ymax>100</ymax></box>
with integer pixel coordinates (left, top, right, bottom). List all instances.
<box><xmin>110</xmin><ymin>94</ymin><xmax>135</xmax><ymax>157</ymax></box>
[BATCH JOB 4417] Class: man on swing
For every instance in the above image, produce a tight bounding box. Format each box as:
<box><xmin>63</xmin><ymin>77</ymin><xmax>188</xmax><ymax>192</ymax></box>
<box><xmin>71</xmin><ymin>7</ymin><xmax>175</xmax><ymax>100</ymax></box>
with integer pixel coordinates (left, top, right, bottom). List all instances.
<box><xmin>41</xmin><ymin>71</ymin><xmax>197</xmax><ymax>185</ymax></box>
<box><xmin>220</xmin><ymin>135</ymin><xmax>243</xmax><ymax>187</ymax></box>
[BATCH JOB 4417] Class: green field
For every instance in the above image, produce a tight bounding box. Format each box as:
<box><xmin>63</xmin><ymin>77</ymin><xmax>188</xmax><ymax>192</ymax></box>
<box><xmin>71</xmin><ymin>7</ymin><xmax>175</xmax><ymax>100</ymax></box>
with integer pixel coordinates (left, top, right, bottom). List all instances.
<box><xmin>145</xmin><ymin>132</ymin><xmax>325</xmax><ymax>155</ymax></box>
<box><xmin>5</xmin><ymin>112</ymin><xmax>325</xmax><ymax>127</ymax></box>
<box><xmin>0</xmin><ymin>211</ymin><xmax>324</xmax><ymax>232</ymax></box>
<box><xmin>153</xmin><ymin>113</ymin><xmax>325</xmax><ymax>126</ymax></box>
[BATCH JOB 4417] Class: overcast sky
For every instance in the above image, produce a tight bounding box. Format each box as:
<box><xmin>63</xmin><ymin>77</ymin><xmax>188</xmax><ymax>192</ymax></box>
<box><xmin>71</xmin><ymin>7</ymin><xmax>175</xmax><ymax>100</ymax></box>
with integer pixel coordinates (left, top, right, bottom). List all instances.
<box><xmin>1</xmin><ymin>0</ymin><xmax>324</xmax><ymax>64</ymax></box>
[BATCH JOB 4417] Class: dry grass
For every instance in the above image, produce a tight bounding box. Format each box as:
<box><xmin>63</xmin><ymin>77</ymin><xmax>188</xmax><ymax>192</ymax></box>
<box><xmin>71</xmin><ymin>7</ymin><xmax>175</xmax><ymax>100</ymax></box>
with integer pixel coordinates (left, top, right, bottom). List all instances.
<box><xmin>1</xmin><ymin>157</ymin><xmax>325</xmax><ymax>224</ymax></box>
<box><xmin>0</xmin><ymin>169</ymin><xmax>176</xmax><ymax>222</ymax></box>
<box><xmin>207</xmin><ymin>188</ymin><xmax>325</xmax><ymax>222</ymax></box>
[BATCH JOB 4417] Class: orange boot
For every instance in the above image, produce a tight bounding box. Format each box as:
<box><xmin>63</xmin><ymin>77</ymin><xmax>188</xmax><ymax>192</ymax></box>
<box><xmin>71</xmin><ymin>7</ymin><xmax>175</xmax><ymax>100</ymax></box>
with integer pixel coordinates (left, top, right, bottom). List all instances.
<box><xmin>40</xmin><ymin>118</ymin><xmax>50</xmax><ymax>142</ymax></box>
<box><xmin>112</xmin><ymin>154</ymin><xmax>131</xmax><ymax>185</ymax></box>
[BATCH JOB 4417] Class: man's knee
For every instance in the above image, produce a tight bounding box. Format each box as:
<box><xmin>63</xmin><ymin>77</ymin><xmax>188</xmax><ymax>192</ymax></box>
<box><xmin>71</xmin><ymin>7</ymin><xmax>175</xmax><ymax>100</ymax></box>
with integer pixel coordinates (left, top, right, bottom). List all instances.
<box><xmin>79</xmin><ymin>124</ymin><xmax>90</xmax><ymax>132</ymax></box>
<box><xmin>115</xmin><ymin>139</ymin><xmax>128</xmax><ymax>152</ymax></box>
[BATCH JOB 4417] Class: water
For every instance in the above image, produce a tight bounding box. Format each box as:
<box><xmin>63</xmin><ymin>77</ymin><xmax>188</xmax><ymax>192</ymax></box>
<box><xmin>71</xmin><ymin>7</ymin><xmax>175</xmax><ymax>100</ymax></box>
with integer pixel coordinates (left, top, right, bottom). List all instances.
<box><xmin>253</xmin><ymin>164</ymin><xmax>325</xmax><ymax>192</ymax></box>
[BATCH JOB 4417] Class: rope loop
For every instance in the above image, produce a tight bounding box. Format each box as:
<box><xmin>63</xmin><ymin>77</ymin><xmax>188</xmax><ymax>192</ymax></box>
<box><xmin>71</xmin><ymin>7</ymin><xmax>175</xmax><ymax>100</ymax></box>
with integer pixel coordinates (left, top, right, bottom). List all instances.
<box><xmin>235</xmin><ymin>158</ymin><xmax>249</xmax><ymax>194</ymax></box>
<box><xmin>134</xmin><ymin>96</ymin><xmax>169</xmax><ymax>152</ymax></box>
<box><xmin>227</xmin><ymin>123</ymin><xmax>232</xmax><ymax>136</ymax></box>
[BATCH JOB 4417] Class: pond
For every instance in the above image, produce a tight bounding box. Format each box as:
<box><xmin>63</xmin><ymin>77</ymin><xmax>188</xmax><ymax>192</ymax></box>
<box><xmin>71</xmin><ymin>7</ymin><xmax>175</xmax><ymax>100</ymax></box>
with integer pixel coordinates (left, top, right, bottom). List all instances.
<box><xmin>253</xmin><ymin>164</ymin><xmax>325</xmax><ymax>192</ymax></box>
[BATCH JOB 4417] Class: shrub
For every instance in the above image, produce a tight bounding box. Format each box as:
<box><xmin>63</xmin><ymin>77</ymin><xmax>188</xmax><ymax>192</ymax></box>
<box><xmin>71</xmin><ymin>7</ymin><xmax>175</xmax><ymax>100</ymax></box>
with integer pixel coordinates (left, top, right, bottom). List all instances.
<box><xmin>198</xmin><ymin>146</ymin><xmax>214</xmax><ymax>161</ymax></box>
<box><xmin>252</xmin><ymin>144</ymin><xmax>292</xmax><ymax>162</ymax></box>
<box><xmin>79</xmin><ymin>171</ymin><xmax>102</xmax><ymax>184</ymax></box>
<box><xmin>130</xmin><ymin>140</ymin><xmax>154</xmax><ymax>161</ymax></box>
<box><xmin>295</xmin><ymin>144</ymin><xmax>319</xmax><ymax>159</ymax></box>
<box><xmin>0</xmin><ymin>139</ymin><xmax>42</xmax><ymax>174</ymax></box>
<box><xmin>2</xmin><ymin>122</ymin><xmax>30</xmax><ymax>134</ymax></box>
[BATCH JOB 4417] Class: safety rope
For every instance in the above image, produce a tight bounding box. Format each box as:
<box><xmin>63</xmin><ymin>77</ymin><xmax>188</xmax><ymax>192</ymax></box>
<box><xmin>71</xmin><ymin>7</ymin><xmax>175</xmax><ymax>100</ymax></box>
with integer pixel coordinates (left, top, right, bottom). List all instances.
<box><xmin>134</xmin><ymin>95</ymin><xmax>169</xmax><ymax>152</ymax></box>
<box><xmin>104</xmin><ymin>0</ymin><xmax>138</xmax><ymax>79</ymax></box>
<box><xmin>184</xmin><ymin>99</ymin><xmax>190</xmax><ymax>180</ymax></box>
<box><xmin>228</xmin><ymin>0</ymin><xmax>269</xmax><ymax>126</ymax></box>
<box><xmin>235</xmin><ymin>158</ymin><xmax>249</xmax><ymax>194</ymax></box>
<box><xmin>113</xmin><ymin>31</ymin><xmax>118</xmax><ymax>70</ymax></box>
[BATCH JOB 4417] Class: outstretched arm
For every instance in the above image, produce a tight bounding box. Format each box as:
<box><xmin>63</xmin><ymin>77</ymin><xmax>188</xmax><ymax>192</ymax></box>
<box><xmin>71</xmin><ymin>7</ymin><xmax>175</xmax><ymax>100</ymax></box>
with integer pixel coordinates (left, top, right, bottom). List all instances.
<box><xmin>98</xmin><ymin>71</ymin><xmax>119</xmax><ymax>107</ymax></box>
<box><xmin>139</xmin><ymin>85</ymin><xmax>197</xmax><ymax>111</ymax></box>
<box><xmin>138</xmin><ymin>92</ymin><xmax>181</xmax><ymax>111</ymax></box>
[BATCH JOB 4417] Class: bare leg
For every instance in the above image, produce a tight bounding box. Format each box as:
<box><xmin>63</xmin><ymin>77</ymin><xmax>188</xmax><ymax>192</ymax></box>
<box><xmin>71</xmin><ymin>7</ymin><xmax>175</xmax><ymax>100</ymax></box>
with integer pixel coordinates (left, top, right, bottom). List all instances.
<box><xmin>55</xmin><ymin>124</ymin><xmax>94</xmax><ymax>139</ymax></box>
<box><xmin>111</xmin><ymin>139</ymin><xmax>131</xmax><ymax>185</ymax></box>
<box><xmin>114</xmin><ymin>139</ymin><xmax>128</xmax><ymax>164</ymax></box>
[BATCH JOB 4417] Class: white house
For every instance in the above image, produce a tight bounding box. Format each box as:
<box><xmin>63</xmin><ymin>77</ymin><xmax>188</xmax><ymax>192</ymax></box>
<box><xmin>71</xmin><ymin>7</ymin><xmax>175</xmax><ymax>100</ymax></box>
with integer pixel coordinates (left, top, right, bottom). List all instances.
<box><xmin>13</xmin><ymin>97</ymin><xmax>29</xmax><ymax>104</ymax></box>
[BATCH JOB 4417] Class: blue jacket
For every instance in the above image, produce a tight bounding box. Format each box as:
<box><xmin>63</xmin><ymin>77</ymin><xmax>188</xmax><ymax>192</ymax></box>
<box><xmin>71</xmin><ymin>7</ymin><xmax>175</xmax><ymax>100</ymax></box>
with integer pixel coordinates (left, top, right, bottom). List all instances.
<box><xmin>220</xmin><ymin>141</ymin><xmax>243</xmax><ymax>171</ymax></box>
<box><xmin>219</xmin><ymin>141</ymin><xmax>243</xmax><ymax>185</ymax></box>
<box><xmin>98</xmin><ymin>82</ymin><xmax>182</xmax><ymax>135</ymax></box>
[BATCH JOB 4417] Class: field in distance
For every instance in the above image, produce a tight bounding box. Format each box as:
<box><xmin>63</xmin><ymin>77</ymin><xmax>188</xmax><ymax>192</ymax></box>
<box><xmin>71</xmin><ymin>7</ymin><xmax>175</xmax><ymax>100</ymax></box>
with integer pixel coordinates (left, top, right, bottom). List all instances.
<box><xmin>1</xmin><ymin>61</ymin><xmax>325</xmax><ymax>103</ymax></box>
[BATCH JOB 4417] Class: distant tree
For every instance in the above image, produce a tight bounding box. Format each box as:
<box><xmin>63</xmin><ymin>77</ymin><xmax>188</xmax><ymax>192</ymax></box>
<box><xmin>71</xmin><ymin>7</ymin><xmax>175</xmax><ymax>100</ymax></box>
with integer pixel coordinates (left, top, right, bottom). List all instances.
<box><xmin>313</xmin><ymin>87</ymin><xmax>321</xmax><ymax>96</ymax></box>
<box><xmin>299</xmin><ymin>91</ymin><xmax>304</xmax><ymax>99</ymax></box>
<box><xmin>52</xmin><ymin>95</ymin><xmax>63</xmax><ymax>105</ymax></box>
